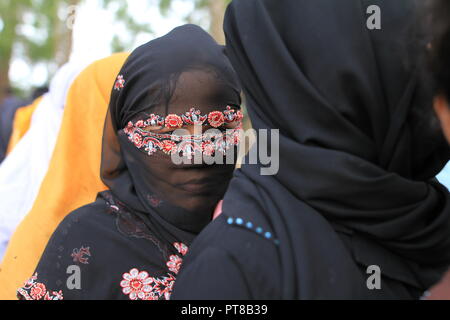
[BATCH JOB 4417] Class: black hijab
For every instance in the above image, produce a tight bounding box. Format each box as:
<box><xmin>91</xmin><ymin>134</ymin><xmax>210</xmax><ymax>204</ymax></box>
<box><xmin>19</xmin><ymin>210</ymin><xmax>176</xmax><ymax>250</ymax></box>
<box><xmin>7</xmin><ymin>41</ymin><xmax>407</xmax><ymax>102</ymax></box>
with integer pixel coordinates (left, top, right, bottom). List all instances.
<box><xmin>222</xmin><ymin>0</ymin><xmax>450</xmax><ymax>298</ymax></box>
<box><xmin>102</xmin><ymin>24</ymin><xmax>241</xmax><ymax>248</ymax></box>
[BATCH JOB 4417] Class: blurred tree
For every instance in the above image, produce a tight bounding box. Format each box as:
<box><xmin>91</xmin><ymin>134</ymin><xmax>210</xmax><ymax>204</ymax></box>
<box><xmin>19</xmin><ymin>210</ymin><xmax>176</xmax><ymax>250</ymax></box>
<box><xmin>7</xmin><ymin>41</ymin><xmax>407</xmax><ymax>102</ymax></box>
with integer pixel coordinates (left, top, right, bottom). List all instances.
<box><xmin>0</xmin><ymin>0</ymin><xmax>229</xmax><ymax>103</ymax></box>
<box><xmin>0</xmin><ymin>0</ymin><xmax>151</xmax><ymax>103</ymax></box>
<box><xmin>0</xmin><ymin>0</ymin><xmax>77</xmax><ymax>102</ymax></box>
<box><xmin>0</xmin><ymin>0</ymin><xmax>30</xmax><ymax>103</ymax></box>
<box><xmin>100</xmin><ymin>0</ymin><xmax>152</xmax><ymax>53</ymax></box>
<box><xmin>159</xmin><ymin>0</ymin><xmax>231</xmax><ymax>44</ymax></box>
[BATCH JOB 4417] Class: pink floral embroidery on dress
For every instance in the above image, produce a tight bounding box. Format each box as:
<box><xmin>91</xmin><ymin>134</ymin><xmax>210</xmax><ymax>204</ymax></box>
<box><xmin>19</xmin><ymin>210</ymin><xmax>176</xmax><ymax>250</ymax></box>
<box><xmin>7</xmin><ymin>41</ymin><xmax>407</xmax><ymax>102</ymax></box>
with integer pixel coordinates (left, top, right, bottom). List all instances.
<box><xmin>151</xmin><ymin>274</ymin><xmax>176</xmax><ymax>300</ymax></box>
<box><xmin>120</xmin><ymin>268</ymin><xmax>177</xmax><ymax>301</ymax></box>
<box><xmin>71</xmin><ymin>246</ymin><xmax>91</xmax><ymax>265</ymax></box>
<box><xmin>120</xmin><ymin>243</ymin><xmax>188</xmax><ymax>301</ymax></box>
<box><xmin>174</xmin><ymin>242</ymin><xmax>189</xmax><ymax>256</ymax></box>
<box><xmin>120</xmin><ymin>269</ymin><xmax>154</xmax><ymax>300</ymax></box>
<box><xmin>167</xmin><ymin>255</ymin><xmax>183</xmax><ymax>275</ymax></box>
<box><xmin>17</xmin><ymin>273</ymin><xmax>64</xmax><ymax>300</ymax></box>
<box><xmin>167</xmin><ymin>242</ymin><xmax>189</xmax><ymax>274</ymax></box>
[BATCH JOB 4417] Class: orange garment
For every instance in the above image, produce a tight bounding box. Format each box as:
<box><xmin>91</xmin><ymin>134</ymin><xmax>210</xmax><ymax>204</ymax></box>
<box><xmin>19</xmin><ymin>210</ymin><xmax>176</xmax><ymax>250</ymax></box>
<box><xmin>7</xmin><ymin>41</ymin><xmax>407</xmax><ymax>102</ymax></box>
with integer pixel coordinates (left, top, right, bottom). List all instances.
<box><xmin>6</xmin><ymin>97</ymin><xmax>43</xmax><ymax>154</ymax></box>
<box><xmin>0</xmin><ymin>53</ymin><xmax>129</xmax><ymax>300</ymax></box>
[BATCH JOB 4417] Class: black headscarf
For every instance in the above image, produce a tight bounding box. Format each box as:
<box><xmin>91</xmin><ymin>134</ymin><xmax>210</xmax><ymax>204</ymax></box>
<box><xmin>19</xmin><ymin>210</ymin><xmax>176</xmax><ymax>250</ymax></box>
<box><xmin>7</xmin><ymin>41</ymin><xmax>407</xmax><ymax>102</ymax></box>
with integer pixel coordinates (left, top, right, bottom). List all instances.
<box><xmin>222</xmin><ymin>0</ymin><xmax>450</xmax><ymax>298</ymax></box>
<box><xmin>102</xmin><ymin>24</ymin><xmax>241</xmax><ymax>246</ymax></box>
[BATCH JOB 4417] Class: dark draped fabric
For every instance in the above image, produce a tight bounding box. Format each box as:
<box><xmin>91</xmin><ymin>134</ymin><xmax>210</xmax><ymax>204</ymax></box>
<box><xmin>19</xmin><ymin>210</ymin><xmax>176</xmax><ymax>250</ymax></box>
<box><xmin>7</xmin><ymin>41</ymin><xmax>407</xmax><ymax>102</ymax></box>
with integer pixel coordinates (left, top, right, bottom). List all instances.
<box><xmin>17</xmin><ymin>25</ymin><xmax>241</xmax><ymax>300</ymax></box>
<box><xmin>173</xmin><ymin>0</ymin><xmax>450</xmax><ymax>300</ymax></box>
<box><xmin>0</xmin><ymin>96</ymin><xmax>28</xmax><ymax>163</ymax></box>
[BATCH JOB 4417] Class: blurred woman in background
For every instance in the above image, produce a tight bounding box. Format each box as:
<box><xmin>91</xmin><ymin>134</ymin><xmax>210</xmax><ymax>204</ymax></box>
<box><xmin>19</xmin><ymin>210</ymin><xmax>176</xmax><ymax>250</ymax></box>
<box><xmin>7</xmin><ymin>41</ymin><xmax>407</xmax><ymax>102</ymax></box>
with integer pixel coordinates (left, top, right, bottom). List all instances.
<box><xmin>0</xmin><ymin>88</ymin><xmax>28</xmax><ymax>163</ymax></box>
<box><xmin>0</xmin><ymin>62</ymin><xmax>87</xmax><ymax>261</ymax></box>
<box><xmin>0</xmin><ymin>53</ymin><xmax>128</xmax><ymax>300</ymax></box>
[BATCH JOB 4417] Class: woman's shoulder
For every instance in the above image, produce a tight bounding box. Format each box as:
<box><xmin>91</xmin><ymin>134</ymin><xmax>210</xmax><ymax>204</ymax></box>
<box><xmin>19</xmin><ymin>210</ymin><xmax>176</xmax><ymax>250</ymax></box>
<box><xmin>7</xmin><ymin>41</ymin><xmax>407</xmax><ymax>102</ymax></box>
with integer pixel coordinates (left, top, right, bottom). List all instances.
<box><xmin>52</xmin><ymin>194</ymin><xmax>119</xmax><ymax>241</ymax></box>
<box><xmin>191</xmin><ymin>214</ymin><xmax>279</xmax><ymax>260</ymax></box>
<box><xmin>178</xmin><ymin>214</ymin><xmax>282</xmax><ymax>299</ymax></box>
<box><xmin>60</xmin><ymin>195</ymin><xmax>110</xmax><ymax>226</ymax></box>
<box><xmin>17</xmin><ymin>195</ymin><xmax>132</xmax><ymax>300</ymax></box>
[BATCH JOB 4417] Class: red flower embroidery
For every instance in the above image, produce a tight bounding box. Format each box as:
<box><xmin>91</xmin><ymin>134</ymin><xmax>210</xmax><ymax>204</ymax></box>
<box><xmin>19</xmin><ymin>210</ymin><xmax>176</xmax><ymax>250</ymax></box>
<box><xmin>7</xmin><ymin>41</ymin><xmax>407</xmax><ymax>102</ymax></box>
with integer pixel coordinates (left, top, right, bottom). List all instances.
<box><xmin>127</xmin><ymin>107</ymin><xmax>243</xmax><ymax>131</ymax></box>
<box><xmin>166</xmin><ymin>243</ymin><xmax>188</xmax><ymax>274</ymax></box>
<box><xmin>233</xmin><ymin>129</ymin><xmax>242</xmax><ymax>145</ymax></box>
<box><xmin>167</xmin><ymin>255</ymin><xmax>183</xmax><ymax>275</ymax></box>
<box><xmin>114</xmin><ymin>75</ymin><xmax>125</xmax><ymax>90</ymax></box>
<box><xmin>143</xmin><ymin>292</ymin><xmax>159</xmax><ymax>301</ymax></box>
<box><xmin>44</xmin><ymin>291</ymin><xmax>64</xmax><ymax>301</ymax></box>
<box><xmin>124</xmin><ymin>123</ymin><xmax>133</xmax><ymax>135</ymax></box>
<box><xmin>208</xmin><ymin>111</ymin><xmax>225</xmax><ymax>128</ymax></box>
<box><xmin>121</xmin><ymin>269</ymin><xmax>154</xmax><ymax>301</ymax></box>
<box><xmin>174</xmin><ymin>242</ymin><xmax>188</xmax><ymax>256</ymax></box>
<box><xmin>182</xmin><ymin>108</ymin><xmax>207</xmax><ymax>125</ymax></box>
<box><xmin>121</xmin><ymin>269</ymin><xmax>178</xmax><ymax>301</ymax></box>
<box><xmin>224</xmin><ymin>106</ymin><xmax>238</xmax><ymax>123</ymax></box>
<box><xmin>135</xmin><ymin>120</ymin><xmax>145</xmax><ymax>128</ymax></box>
<box><xmin>30</xmin><ymin>283</ymin><xmax>47</xmax><ymax>300</ymax></box>
<box><xmin>120</xmin><ymin>244</ymin><xmax>188</xmax><ymax>301</ymax></box>
<box><xmin>162</xmin><ymin>140</ymin><xmax>177</xmax><ymax>155</ymax></box>
<box><xmin>156</xmin><ymin>274</ymin><xmax>176</xmax><ymax>300</ymax></box>
<box><xmin>133</xmin><ymin>133</ymin><xmax>143</xmax><ymax>148</ymax></box>
<box><xmin>17</xmin><ymin>273</ymin><xmax>64</xmax><ymax>301</ymax></box>
<box><xmin>165</xmin><ymin>114</ymin><xmax>183</xmax><ymax>129</ymax></box>
<box><xmin>71</xmin><ymin>246</ymin><xmax>91</xmax><ymax>265</ymax></box>
<box><xmin>202</xmin><ymin>140</ymin><xmax>215</xmax><ymax>156</ymax></box>
<box><xmin>147</xmin><ymin>114</ymin><xmax>165</xmax><ymax>127</ymax></box>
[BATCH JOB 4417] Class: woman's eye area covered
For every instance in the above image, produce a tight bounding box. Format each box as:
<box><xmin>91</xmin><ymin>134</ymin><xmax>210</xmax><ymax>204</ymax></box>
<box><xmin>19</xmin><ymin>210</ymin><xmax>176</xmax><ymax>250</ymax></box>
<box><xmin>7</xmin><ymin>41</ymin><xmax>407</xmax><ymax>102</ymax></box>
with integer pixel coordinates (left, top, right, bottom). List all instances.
<box><xmin>134</xmin><ymin>104</ymin><xmax>244</xmax><ymax>135</ymax></box>
<box><xmin>144</xmin><ymin>121</ymin><xmax>242</xmax><ymax>135</ymax></box>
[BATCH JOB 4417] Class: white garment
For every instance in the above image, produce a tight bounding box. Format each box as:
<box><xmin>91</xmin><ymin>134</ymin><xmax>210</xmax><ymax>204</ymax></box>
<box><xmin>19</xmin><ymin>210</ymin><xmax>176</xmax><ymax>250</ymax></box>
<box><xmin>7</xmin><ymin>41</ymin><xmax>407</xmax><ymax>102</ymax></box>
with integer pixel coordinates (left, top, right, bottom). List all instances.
<box><xmin>438</xmin><ymin>162</ymin><xmax>450</xmax><ymax>191</ymax></box>
<box><xmin>0</xmin><ymin>62</ymin><xmax>89</xmax><ymax>261</ymax></box>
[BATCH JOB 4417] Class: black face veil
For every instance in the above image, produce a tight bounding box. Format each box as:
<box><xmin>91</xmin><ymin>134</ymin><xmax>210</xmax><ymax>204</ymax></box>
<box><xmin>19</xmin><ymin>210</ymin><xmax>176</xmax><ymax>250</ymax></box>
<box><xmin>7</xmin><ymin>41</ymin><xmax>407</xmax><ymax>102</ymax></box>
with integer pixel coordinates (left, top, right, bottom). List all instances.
<box><xmin>223</xmin><ymin>0</ymin><xmax>450</xmax><ymax>298</ymax></box>
<box><xmin>101</xmin><ymin>25</ymin><xmax>241</xmax><ymax>246</ymax></box>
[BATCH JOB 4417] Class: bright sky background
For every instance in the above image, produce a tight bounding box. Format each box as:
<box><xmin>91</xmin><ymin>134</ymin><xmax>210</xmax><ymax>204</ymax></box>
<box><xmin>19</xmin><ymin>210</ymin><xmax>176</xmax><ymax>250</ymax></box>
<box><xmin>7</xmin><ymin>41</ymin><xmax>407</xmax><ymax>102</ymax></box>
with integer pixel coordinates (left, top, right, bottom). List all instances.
<box><xmin>9</xmin><ymin>0</ymin><xmax>199</xmax><ymax>91</ymax></box>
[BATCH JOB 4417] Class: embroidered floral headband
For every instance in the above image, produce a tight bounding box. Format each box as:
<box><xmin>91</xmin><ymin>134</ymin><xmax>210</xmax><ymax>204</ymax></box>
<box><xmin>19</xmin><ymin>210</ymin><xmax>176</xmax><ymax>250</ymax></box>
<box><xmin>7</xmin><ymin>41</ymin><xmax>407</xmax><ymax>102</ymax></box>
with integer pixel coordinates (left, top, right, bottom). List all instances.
<box><xmin>125</xmin><ymin>106</ymin><xmax>244</xmax><ymax>130</ymax></box>
<box><xmin>123</xmin><ymin>106</ymin><xmax>244</xmax><ymax>158</ymax></box>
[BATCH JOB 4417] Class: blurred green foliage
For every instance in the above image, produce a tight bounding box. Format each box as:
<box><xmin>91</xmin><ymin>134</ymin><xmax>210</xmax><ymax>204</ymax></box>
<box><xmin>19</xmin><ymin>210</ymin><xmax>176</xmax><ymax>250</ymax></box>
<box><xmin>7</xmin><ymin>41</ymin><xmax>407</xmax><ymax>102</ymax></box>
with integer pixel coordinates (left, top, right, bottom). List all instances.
<box><xmin>0</xmin><ymin>0</ymin><xmax>229</xmax><ymax>100</ymax></box>
<box><xmin>0</xmin><ymin>0</ymin><xmax>152</xmax><ymax>97</ymax></box>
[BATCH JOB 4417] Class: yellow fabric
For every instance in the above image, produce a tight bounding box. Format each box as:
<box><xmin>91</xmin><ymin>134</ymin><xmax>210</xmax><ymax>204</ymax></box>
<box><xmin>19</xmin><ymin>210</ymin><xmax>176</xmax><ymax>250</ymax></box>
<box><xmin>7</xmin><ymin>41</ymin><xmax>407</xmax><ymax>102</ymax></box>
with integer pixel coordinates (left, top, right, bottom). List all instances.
<box><xmin>6</xmin><ymin>97</ymin><xmax>43</xmax><ymax>155</ymax></box>
<box><xmin>0</xmin><ymin>53</ymin><xmax>129</xmax><ymax>300</ymax></box>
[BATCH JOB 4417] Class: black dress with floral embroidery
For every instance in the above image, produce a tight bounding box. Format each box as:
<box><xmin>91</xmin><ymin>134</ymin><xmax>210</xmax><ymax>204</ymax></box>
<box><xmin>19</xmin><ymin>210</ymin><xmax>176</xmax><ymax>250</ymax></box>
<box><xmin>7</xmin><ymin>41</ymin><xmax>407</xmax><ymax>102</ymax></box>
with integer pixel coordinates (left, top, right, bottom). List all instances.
<box><xmin>17</xmin><ymin>192</ymin><xmax>190</xmax><ymax>301</ymax></box>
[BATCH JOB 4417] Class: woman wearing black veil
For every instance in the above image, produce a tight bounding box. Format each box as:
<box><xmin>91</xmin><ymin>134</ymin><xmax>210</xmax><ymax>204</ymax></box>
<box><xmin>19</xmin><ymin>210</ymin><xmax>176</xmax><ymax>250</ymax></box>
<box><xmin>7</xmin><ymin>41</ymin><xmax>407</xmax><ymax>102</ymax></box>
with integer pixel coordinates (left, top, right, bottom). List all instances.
<box><xmin>172</xmin><ymin>0</ymin><xmax>450</xmax><ymax>299</ymax></box>
<box><xmin>17</xmin><ymin>24</ymin><xmax>243</xmax><ymax>300</ymax></box>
